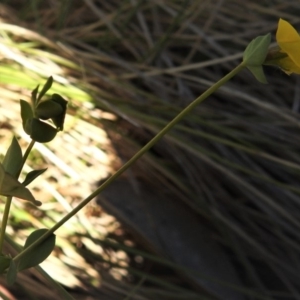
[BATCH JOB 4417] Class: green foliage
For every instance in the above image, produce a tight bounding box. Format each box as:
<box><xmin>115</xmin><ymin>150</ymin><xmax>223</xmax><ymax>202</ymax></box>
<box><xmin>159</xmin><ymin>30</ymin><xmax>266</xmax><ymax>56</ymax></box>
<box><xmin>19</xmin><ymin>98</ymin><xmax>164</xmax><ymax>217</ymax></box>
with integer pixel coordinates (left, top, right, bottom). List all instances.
<box><xmin>19</xmin><ymin>76</ymin><xmax>68</xmax><ymax>143</ymax></box>
<box><xmin>27</xmin><ymin>118</ymin><xmax>58</xmax><ymax>143</ymax></box>
<box><xmin>243</xmin><ymin>33</ymin><xmax>271</xmax><ymax>65</ymax></box>
<box><xmin>36</xmin><ymin>76</ymin><xmax>53</xmax><ymax>104</ymax></box>
<box><xmin>0</xmin><ymin>77</ymin><xmax>67</xmax><ymax>289</ymax></box>
<box><xmin>2</xmin><ymin>137</ymin><xmax>23</xmax><ymax>177</ymax></box>
<box><xmin>31</xmin><ymin>85</ymin><xmax>39</xmax><ymax>107</ymax></box>
<box><xmin>50</xmin><ymin>94</ymin><xmax>68</xmax><ymax>131</ymax></box>
<box><xmin>6</xmin><ymin>260</ymin><xmax>17</xmax><ymax>286</ymax></box>
<box><xmin>20</xmin><ymin>100</ymin><xmax>34</xmax><ymax>135</ymax></box>
<box><xmin>22</xmin><ymin>168</ymin><xmax>47</xmax><ymax>186</ymax></box>
<box><xmin>35</xmin><ymin>100</ymin><xmax>63</xmax><ymax>120</ymax></box>
<box><xmin>0</xmin><ymin>163</ymin><xmax>40</xmax><ymax>205</ymax></box>
<box><xmin>17</xmin><ymin>229</ymin><xmax>56</xmax><ymax>272</ymax></box>
<box><xmin>243</xmin><ymin>33</ymin><xmax>271</xmax><ymax>83</ymax></box>
<box><xmin>0</xmin><ymin>255</ymin><xmax>11</xmax><ymax>274</ymax></box>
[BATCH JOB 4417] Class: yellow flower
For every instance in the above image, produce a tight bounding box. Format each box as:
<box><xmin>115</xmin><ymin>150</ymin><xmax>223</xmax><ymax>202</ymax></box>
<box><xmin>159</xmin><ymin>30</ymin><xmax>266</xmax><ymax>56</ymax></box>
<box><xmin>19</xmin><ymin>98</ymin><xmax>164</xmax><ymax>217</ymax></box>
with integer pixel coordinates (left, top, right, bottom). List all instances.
<box><xmin>272</xmin><ymin>18</ymin><xmax>300</xmax><ymax>74</ymax></box>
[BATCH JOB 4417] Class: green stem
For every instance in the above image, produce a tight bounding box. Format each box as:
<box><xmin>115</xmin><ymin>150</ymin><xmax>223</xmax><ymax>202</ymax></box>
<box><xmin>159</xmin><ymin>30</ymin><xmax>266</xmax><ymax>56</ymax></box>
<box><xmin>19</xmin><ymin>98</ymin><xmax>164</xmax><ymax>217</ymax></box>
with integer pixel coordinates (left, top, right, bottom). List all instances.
<box><xmin>0</xmin><ymin>196</ymin><xmax>12</xmax><ymax>254</ymax></box>
<box><xmin>21</xmin><ymin>140</ymin><xmax>35</xmax><ymax>174</ymax></box>
<box><xmin>13</xmin><ymin>63</ymin><xmax>246</xmax><ymax>262</ymax></box>
<box><xmin>0</xmin><ymin>139</ymin><xmax>35</xmax><ymax>254</ymax></box>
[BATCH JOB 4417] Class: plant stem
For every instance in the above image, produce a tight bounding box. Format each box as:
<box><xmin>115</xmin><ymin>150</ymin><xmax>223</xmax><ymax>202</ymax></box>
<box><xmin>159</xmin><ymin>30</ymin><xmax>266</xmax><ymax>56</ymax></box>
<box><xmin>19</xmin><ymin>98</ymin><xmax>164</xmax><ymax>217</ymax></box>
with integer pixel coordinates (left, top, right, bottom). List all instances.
<box><xmin>21</xmin><ymin>140</ymin><xmax>35</xmax><ymax>174</ymax></box>
<box><xmin>0</xmin><ymin>196</ymin><xmax>12</xmax><ymax>254</ymax></box>
<box><xmin>13</xmin><ymin>63</ymin><xmax>246</xmax><ymax>261</ymax></box>
<box><xmin>0</xmin><ymin>140</ymin><xmax>35</xmax><ymax>254</ymax></box>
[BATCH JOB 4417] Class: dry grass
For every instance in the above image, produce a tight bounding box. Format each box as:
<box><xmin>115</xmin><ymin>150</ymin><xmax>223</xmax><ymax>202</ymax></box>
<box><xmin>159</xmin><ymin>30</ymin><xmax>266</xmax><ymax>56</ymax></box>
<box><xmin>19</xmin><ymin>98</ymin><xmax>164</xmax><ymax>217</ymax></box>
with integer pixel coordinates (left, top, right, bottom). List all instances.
<box><xmin>1</xmin><ymin>0</ymin><xmax>300</xmax><ymax>299</ymax></box>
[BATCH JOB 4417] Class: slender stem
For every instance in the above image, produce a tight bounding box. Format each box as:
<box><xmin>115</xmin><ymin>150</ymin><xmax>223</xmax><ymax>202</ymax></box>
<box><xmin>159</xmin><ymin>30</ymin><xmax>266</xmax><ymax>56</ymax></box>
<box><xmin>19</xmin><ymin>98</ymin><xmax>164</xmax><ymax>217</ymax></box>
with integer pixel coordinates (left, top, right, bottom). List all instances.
<box><xmin>13</xmin><ymin>63</ymin><xmax>246</xmax><ymax>262</ymax></box>
<box><xmin>0</xmin><ymin>196</ymin><xmax>12</xmax><ymax>254</ymax></box>
<box><xmin>20</xmin><ymin>140</ymin><xmax>35</xmax><ymax>176</ymax></box>
<box><xmin>0</xmin><ymin>140</ymin><xmax>35</xmax><ymax>254</ymax></box>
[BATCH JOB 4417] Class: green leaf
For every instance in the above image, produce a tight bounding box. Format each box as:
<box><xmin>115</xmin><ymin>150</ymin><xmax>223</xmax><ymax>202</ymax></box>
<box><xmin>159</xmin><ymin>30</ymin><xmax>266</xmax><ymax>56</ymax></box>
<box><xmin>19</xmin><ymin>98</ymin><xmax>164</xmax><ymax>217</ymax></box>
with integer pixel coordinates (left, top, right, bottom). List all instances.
<box><xmin>51</xmin><ymin>93</ymin><xmax>68</xmax><ymax>131</ymax></box>
<box><xmin>31</xmin><ymin>85</ymin><xmax>39</xmax><ymax>106</ymax></box>
<box><xmin>35</xmin><ymin>100</ymin><xmax>63</xmax><ymax>120</ymax></box>
<box><xmin>6</xmin><ymin>260</ymin><xmax>17</xmax><ymax>286</ymax></box>
<box><xmin>29</xmin><ymin>118</ymin><xmax>57</xmax><ymax>143</ymax></box>
<box><xmin>22</xmin><ymin>168</ymin><xmax>47</xmax><ymax>186</ymax></box>
<box><xmin>0</xmin><ymin>170</ymin><xmax>41</xmax><ymax>206</ymax></box>
<box><xmin>0</xmin><ymin>255</ymin><xmax>11</xmax><ymax>274</ymax></box>
<box><xmin>17</xmin><ymin>229</ymin><xmax>56</xmax><ymax>271</ymax></box>
<box><xmin>2</xmin><ymin>136</ymin><xmax>23</xmax><ymax>177</ymax></box>
<box><xmin>243</xmin><ymin>33</ymin><xmax>271</xmax><ymax>66</ymax></box>
<box><xmin>20</xmin><ymin>100</ymin><xmax>34</xmax><ymax>135</ymax></box>
<box><xmin>37</xmin><ymin>76</ymin><xmax>53</xmax><ymax>104</ymax></box>
<box><xmin>247</xmin><ymin>65</ymin><xmax>268</xmax><ymax>84</ymax></box>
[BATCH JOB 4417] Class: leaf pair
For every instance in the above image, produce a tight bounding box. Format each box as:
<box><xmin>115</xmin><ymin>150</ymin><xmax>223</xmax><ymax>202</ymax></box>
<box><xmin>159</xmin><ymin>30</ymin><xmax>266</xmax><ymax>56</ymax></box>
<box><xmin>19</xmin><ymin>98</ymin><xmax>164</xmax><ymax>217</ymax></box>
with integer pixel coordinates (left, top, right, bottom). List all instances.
<box><xmin>20</xmin><ymin>77</ymin><xmax>68</xmax><ymax>143</ymax></box>
<box><xmin>1</xmin><ymin>137</ymin><xmax>43</xmax><ymax>205</ymax></box>
<box><xmin>0</xmin><ymin>164</ymin><xmax>41</xmax><ymax>206</ymax></box>
<box><xmin>243</xmin><ymin>33</ymin><xmax>271</xmax><ymax>84</ymax></box>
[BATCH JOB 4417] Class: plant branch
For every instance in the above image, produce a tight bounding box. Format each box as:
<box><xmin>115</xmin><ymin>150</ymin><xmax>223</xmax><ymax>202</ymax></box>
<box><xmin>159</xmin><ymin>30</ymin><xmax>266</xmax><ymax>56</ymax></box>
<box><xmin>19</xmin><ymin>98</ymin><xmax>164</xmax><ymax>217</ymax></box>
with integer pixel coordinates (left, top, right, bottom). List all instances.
<box><xmin>13</xmin><ymin>62</ymin><xmax>246</xmax><ymax>261</ymax></box>
<box><xmin>20</xmin><ymin>140</ymin><xmax>35</xmax><ymax>176</ymax></box>
<box><xmin>0</xmin><ymin>196</ymin><xmax>12</xmax><ymax>254</ymax></box>
<box><xmin>0</xmin><ymin>139</ymin><xmax>35</xmax><ymax>254</ymax></box>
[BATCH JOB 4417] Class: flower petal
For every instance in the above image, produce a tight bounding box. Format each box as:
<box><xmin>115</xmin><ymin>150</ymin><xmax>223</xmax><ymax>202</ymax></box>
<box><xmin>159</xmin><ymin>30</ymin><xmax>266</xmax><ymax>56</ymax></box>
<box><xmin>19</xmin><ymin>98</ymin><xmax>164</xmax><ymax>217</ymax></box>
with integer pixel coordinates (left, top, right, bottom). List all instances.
<box><xmin>276</xmin><ymin>18</ymin><xmax>300</xmax><ymax>68</ymax></box>
<box><xmin>277</xmin><ymin>19</ymin><xmax>300</xmax><ymax>42</ymax></box>
<box><xmin>276</xmin><ymin>56</ymin><xmax>300</xmax><ymax>74</ymax></box>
